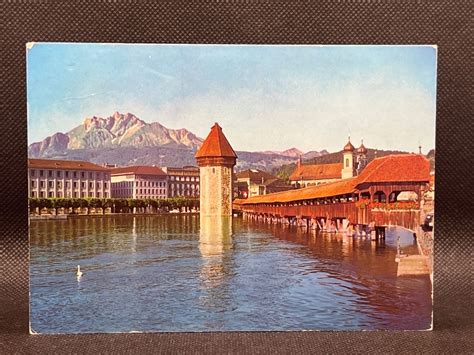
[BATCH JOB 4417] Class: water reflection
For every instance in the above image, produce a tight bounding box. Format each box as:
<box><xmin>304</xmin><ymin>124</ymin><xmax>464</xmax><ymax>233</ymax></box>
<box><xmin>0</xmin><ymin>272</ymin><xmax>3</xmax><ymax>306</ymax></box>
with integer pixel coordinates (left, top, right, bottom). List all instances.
<box><xmin>30</xmin><ymin>215</ymin><xmax>431</xmax><ymax>333</ymax></box>
<box><xmin>199</xmin><ymin>215</ymin><xmax>233</xmax><ymax>257</ymax></box>
<box><xmin>198</xmin><ymin>216</ymin><xmax>234</xmax><ymax>316</ymax></box>
<box><xmin>249</xmin><ymin>220</ymin><xmax>429</xmax><ymax>329</ymax></box>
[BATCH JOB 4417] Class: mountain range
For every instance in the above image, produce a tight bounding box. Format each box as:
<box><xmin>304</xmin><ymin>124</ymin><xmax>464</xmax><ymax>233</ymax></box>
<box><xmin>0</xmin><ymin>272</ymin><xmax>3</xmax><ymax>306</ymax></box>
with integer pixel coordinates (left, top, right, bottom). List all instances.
<box><xmin>28</xmin><ymin>112</ymin><xmax>328</xmax><ymax>171</ymax></box>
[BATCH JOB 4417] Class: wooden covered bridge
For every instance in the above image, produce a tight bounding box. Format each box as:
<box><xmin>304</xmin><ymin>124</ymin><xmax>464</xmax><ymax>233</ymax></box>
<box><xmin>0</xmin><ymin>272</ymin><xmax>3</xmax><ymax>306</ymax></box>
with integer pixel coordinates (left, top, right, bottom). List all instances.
<box><xmin>233</xmin><ymin>154</ymin><xmax>430</xmax><ymax>237</ymax></box>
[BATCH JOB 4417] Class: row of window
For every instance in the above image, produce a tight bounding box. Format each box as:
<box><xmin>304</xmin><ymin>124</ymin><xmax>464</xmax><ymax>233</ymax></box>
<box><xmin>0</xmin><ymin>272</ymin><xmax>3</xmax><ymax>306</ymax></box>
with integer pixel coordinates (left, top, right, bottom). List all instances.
<box><xmin>169</xmin><ymin>184</ymin><xmax>199</xmax><ymax>190</ymax></box>
<box><xmin>134</xmin><ymin>195</ymin><xmax>167</xmax><ymax>199</ymax></box>
<box><xmin>136</xmin><ymin>189</ymin><xmax>166</xmax><ymax>195</ymax></box>
<box><xmin>135</xmin><ymin>181</ymin><xmax>166</xmax><ymax>188</ymax></box>
<box><xmin>31</xmin><ymin>180</ymin><xmax>108</xmax><ymax>189</ymax></box>
<box><xmin>169</xmin><ymin>175</ymin><xmax>199</xmax><ymax>182</ymax></box>
<box><xmin>30</xmin><ymin>191</ymin><xmax>109</xmax><ymax>198</ymax></box>
<box><xmin>30</xmin><ymin>169</ymin><xmax>109</xmax><ymax>180</ymax></box>
<box><xmin>170</xmin><ymin>184</ymin><xmax>199</xmax><ymax>190</ymax></box>
<box><xmin>112</xmin><ymin>192</ymin><xmax>133</xmax><ymax>198</ymax></box>
<box><xmin>169</xmin><ymin>191</ymin><xmax>199</xmax><ymax>197</ymax></box>
<box><xmin>113</xmin><ymin>181</ymin><xmax>133</xmax><ymax>188</ymax></box>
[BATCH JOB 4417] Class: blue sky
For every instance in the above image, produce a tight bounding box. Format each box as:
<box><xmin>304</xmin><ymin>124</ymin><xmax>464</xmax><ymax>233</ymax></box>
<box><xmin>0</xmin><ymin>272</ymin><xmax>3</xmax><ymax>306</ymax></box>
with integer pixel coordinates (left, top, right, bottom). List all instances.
<box><xmin>27</xmin><ymin>44</ymin><xmax>437</xmax><ymax>153</ymax></box>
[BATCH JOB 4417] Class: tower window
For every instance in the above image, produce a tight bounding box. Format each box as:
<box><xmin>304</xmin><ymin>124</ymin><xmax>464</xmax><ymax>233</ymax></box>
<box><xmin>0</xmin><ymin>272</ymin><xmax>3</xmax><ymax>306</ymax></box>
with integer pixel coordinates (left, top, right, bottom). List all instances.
<box><xmin>345</xmin><ymin>158</ymin><xmax>349</xmax><ymax>167</ymax></box>
<box><xmin>212</xmin><ymin>168</ymin><xmax>215</xmax><ymax>174</ymax></box>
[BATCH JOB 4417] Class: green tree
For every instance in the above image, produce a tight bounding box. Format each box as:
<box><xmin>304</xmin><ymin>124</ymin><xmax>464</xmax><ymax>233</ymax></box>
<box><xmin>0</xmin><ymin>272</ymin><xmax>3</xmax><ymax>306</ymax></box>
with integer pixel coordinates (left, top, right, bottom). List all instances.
<box><xmin>38</xmin><ymin>198</ymin><xmax>52</xmax><ymax>215</ymax></box>
<box><xmin>102</xmin><ymin>198</ymin><xmax>113</xmax><ymax>214</ymax></box>
<box><xmin>137</xmin><ymin>199</ymin><xmax>147</xmax><ymax>213</ymax></box>
<box><xmin>147</xmin><ymin>199</ymin><xmax>158</xmax><ymax>213</ymax></box>
<box><xmin>29</xmin><ymin>198</ymin><xmax>39</xmax><ymax>215</ymax></box>
<box><xmin>127</xmin><ymin>199</ymin><xmax>138</xmax><ymax>214</ymax></box>
<box><xmin>70</xmin><ymin>198</ymin><xmax>81</xmax><ymax>214</ymax></box>
<box><xmin>159</xmin><ymin>199</ymin><xmax>170</xmax><ymax>212</ymax></box>
<box><xmin>50</xmin><ymin>198</ymin><xmax>62</xmax><ymax>215</ymax></box>
<box><xmin>116</xmin><ymin>198</ymin><xmax>128</xmax><ymax>213</ymax></box>
<box><xmin>78</xmin><ymin>198</ymin><xmax>89</xmax><ymax>214</ymax></box>
<box><xmin>62</xmin><ymin>198</ymin><xmax>73</xmax><ymax>214</ymax></box>
<box><xmin>88</xmin><ymin>198</ymin><xmax>103</xmax><ymax>214</ymax></box>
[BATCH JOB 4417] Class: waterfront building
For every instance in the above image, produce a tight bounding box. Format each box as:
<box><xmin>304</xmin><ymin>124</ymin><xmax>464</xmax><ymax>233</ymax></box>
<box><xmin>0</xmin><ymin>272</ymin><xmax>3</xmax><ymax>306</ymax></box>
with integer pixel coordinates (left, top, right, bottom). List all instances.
<box><xmin>236</xmin><ymin>169</ymin><xmax>292</xmax><ymax>199</ymax></box>
<box><xmin>195</xmin><ymin>123</ymin><xmax>237</xmax><ymax>216</ymax></box>
<box><xmin>110</xmin><ymin>166</ymin><xmax>167</xmax><ymax>199</ymax></box>
<box><xmin>28</xmin><ymin>158</ymin><xmax>111</xmax><ymax>198</ymax></box>
<box><xmin>289</xmin><ymin>138</ymin><xmax>368</xmax><ymax>187</ymax></box>
<box><xmin>289</xmin><ymin>160</ymin><xmax>343</xmax><ymax>187</ymax></box>
<box><xmin>161</xmin><ymin>166</ymin><xmax>200</xmax><ymax>198</ymax></box>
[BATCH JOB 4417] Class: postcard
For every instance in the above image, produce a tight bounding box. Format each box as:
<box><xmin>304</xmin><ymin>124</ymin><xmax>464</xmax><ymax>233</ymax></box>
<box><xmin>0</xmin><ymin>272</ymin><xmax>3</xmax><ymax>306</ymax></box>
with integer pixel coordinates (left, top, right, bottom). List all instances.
<box><xmin>28</xmin><ymin>43</ymin><xmax>436</xmax><ymax>333</ymax></box>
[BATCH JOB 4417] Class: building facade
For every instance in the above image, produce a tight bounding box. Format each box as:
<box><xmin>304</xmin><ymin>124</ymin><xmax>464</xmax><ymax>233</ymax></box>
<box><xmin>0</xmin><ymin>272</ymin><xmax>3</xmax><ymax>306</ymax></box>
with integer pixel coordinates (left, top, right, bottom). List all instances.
<box><xmin>161</xmin><ymin>166</ymin><xmax>200</xmax><ymax>198</ymax></box>
<box><xmin>195</xmin><ymin>123</ymin><xmax>237</xmax><ymax>216</ymax></box>
<box><xmin>236</xmin><ymin>169</ymin><xmax>292</xmax><ymax>199</ymax></box>
<box><xmin>28</xmin><ymin>159</ymin><xmax>111</xmax><ymax>198</ymax></box>
<box><xmin>110</xmin><ymin>166</ymin><xmax>167</xmax><ymax>199</ymax></box>
<box><xmin>289</xmin><ymin>161</ymin><xmax>343</xmax><ymax>187</ymax></box>
<box><xmin>289</xmin><ymin>138</ymin><xmax>368</xmax><ymax>187</ymax></box>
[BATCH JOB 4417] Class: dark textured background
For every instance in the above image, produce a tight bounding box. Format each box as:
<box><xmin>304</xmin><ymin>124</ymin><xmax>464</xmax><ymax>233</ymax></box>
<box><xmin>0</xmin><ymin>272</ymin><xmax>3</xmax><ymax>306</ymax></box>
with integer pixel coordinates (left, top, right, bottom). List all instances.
<box><xmin>1</xmin><ymin>1</ymin><xmax>473</xmax><ymax>353</ymax></box>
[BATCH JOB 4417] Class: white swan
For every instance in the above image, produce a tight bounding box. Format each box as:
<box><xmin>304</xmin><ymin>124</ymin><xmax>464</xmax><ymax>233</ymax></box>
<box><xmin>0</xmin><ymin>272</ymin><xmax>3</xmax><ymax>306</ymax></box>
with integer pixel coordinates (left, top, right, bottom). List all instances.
<box><xmin>76</xmin><ymin>265</ymin><xmax>83</xmax><ymax>278</ymax></box>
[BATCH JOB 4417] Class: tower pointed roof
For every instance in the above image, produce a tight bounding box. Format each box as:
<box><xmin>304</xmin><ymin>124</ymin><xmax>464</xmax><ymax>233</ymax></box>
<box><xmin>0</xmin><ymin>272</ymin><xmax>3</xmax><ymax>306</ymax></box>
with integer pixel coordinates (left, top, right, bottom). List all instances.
<box><xmin>195</xmin><ymin>123</ymin><xmax>237</xmax><ymax>159</ymax></box>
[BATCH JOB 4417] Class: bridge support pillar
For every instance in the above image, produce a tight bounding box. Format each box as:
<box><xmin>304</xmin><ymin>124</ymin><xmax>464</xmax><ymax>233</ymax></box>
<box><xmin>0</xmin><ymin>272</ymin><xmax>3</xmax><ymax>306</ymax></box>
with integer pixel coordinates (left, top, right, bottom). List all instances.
<box><xmin>296</xmin><ymin>217</ymin><xmax>307</xmax><ymax>228</ymax></box>
<box><xmin>342</xmin><ymin>218</ymin><xmax>350</xmax><ymax>232</ymax></box>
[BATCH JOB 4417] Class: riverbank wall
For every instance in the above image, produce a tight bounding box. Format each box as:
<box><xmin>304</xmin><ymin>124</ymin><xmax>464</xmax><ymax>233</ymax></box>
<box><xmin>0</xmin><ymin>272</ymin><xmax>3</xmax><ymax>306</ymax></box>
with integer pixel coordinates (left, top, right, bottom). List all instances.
<box><xmin>29</xmin><ymin>211</ymin><xmax>199</xmax><ymax>220</ymax></box>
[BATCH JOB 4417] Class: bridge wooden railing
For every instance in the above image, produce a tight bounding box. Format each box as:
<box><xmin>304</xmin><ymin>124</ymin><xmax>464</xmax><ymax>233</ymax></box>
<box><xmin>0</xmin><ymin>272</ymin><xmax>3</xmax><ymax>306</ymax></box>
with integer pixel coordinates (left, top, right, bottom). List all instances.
<box><xmin>234</xmin><ymin>201</ymin><xmax>421</xmax><ymax>230</ymax></box>
<box><xmin>237</xmin><ymin>202</ymin><xmax>359</xmax><ymax>221</ymax></box>
<box><xmin>370</xmin><ymin>209</ymin><xmax>421</xmax><ymax>231</ymax></box>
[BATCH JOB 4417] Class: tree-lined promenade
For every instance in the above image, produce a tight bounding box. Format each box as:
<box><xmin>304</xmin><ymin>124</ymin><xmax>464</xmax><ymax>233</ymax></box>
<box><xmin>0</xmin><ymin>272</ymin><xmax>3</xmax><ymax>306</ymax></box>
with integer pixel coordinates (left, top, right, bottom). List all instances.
<box><xmin>28</xmin><ymin>197</ymin><xmax>200</xmax><ymax>216</ymax></box>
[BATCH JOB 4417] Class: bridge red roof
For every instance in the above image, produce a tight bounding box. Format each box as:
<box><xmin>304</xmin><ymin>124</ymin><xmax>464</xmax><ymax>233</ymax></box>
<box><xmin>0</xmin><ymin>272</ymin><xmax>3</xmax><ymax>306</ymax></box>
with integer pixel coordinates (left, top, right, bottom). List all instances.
<box><xmin>355</xmin><ymin>154</ymin><xmax>430</xmax><ymax>185</ymax></box>
<box><xmin>238</xmin><ymin>154</ymin><xmax>430</xmax><ymax>205</ymax></box>
<box><xmin>195</xmin><ymin>123</ymin><xmax>237</xmax><ymax>159</ymax></box>
<box><xmin>239</xmin><ymin>178</ymin><xmax>357</xmax><ymax>204</ymax></box>
<box><xmin>289</xmin><ymin>162</ymin><xmax>342</xmax><ymax>181</ymax></box>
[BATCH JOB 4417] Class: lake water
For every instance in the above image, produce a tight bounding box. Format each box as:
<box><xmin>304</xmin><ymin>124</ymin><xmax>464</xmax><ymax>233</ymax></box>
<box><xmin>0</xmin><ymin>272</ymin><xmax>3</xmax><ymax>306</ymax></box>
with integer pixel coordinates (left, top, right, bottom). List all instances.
<box><xmin>30</xmin><ymin>215</ymin><xmax>432</xmax><ymax>333</ymax></box>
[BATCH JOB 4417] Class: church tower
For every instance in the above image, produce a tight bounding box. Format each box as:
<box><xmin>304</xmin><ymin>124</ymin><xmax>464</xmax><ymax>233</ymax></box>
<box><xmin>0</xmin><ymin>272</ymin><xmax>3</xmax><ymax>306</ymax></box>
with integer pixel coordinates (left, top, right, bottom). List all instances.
<box><xmin>356</xmin><ymin>139</ymin><xmax>368</xmax><ymax>175</ymax></box>
<box><xmin>195</xmin><ymin>123</ymin><xmax>237</xmax><ymax>216</ymax></box>
<box><xmin>341</xmin><ymin>137</ymin><xmax>355</xmax><ymax>179</ymax></box>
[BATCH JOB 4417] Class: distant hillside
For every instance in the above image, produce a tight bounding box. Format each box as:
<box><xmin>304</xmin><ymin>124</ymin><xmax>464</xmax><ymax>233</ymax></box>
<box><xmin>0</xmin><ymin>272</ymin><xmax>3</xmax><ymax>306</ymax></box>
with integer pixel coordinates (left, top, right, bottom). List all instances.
<box><xmin>28</xmin><ymin>112</ymin><xmax>203</xmax><ymax>158</ymax></box>
<box><xmin>29</xmin><ymin>111</ymin><xmax>433</xmax><ymax>174</ymax></box>
<box><xmin>28</xmin><ymin>111</ymin><xmax>327</xmax><ymax>171</ymax></box>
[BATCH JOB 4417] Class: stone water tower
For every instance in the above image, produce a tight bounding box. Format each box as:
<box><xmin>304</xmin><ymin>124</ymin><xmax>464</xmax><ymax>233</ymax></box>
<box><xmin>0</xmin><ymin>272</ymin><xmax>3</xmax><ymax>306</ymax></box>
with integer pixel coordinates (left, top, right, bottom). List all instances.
<box><xmin>195</xmin><ymin>123</ymin><xmax>237</xmax><ymax>216</ymax></box>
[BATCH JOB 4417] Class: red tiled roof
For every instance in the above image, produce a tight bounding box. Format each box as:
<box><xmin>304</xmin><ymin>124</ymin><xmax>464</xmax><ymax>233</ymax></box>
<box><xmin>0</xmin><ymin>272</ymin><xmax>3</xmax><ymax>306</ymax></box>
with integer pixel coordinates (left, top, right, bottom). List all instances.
<box><xmin>289</xmin><ymin>163</ymin><xmax>342</xmax><ymax>181</ymax></box>
<box><xmin>195</xmin><ymin>123</ymin><xmax>237</xmax><ymax>158</ymax></box>
<box><xmin>355</xmin><ymin>154</ymin><xmax>430</xmax><ymax>184</ymax></box>
<box><xmin>110</xmin><ymin>166</ymin><xmax>166</xmax><ymax>176</ymax></box>
<box><xmin>240</xmin><ymin>178</ymin><xmax>357</xmax><ymax>204</ymax></box>
<box><xmin>28</xmin><ymin>158</ymin><xmax>109</xmax><ymax>171</ymax></box>
<box><xmin>240</xmin><ymin>154</ymin><xmax>430</xmax><ymax>205</ymax></box>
